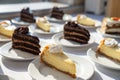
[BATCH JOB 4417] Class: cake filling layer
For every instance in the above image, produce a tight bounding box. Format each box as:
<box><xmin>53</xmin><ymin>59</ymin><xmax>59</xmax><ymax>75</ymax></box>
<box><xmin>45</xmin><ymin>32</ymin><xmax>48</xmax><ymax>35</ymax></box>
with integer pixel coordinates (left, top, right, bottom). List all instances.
<box><xmin>64</xmin><ymin>32</ymin><xmax>89</xmax><ymax>41</ymax></box>
<box><xmin>13</xmin><ymin>34</ymin><xmax>39</xmax><ymax>44</ymax></box>
<box><xmin>13</xmin><ymin>45</ymin><xmax>39</xmax><ymax>55</ymax></box>
<box><xmin>64</xmin><ymin>27</ymin><xmax>89</xmax><ymax>37</ymax></box>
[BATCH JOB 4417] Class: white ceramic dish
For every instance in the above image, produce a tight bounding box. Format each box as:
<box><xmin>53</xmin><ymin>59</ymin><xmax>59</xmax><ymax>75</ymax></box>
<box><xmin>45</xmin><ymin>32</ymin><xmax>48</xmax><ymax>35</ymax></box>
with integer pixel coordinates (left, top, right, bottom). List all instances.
<box><xmin>96</xmin><ymin>28</ymin><xmax>120</xmax><ymax>38</ymax></box>
<box><xmin>87</xmin><ymin>47</ymin><xmax>120</xmax><ymax>70</ymax></box>
<box><xmin>28</xmin><ymin>54</ymin><xmax>94</xmax><ymax>80</ymax></box>
<box><xmin>29</xmin><ymin>23</ymin><xmax>63</xmax><ymax>34</ymax></box>
<box><xmin>0</xmin><ymin>34</ymin><xmax>11</xmax><ymax>42</ymax></box>
<box><xmin>52</xmin><ymin>32</ymin><xmax>95</xmax><ymax>47</ymax></box>
<box><xmin>0</xmin><ymin>42</ymin><xmax>38</xmax><ymax>61</ymax></box>
<box><xmin>11</xmin><ymin>17</ymin><xmax>32</xmax><ymax>25</ymax></box>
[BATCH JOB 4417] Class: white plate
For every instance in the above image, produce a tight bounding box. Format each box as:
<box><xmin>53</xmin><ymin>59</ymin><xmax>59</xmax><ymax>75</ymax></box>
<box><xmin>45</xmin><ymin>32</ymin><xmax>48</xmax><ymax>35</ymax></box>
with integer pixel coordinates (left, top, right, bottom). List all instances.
<box><xmin>29</xmin><ymin>23</ymin><xmax>63</xmax><ymax>34</ymax></box>
<box><xmin>96</xmin><ymin>28</ymin><xmax>120</xmax><ymax>38</ymax></box>
<box><xmin>11</xmin><ymin>17</ymin><xmax>32</xmax><ymax>25</ymax></box>
<box><xmin>0</xmin><ymin>34</ymin><xmax>11</xmax><ymax>42</ymax></box>
<box><xmin>52</xmin><ymin>32</ymin><xmax>95</xmax><ymax>47</ymax></box>
<box><xmin>78</xmin><ymin>20</ymin><xmax>101</xmax><ymax>29</ymax></box>
<box><xmin>47</xmin><ymin>14</ymin><xmax>72</xmax><ymax>23</ymax></box>
<box><xmin>28</xmin><ymin>54</ymin><xmax>94</xmax><ymax>80</ymax></box>
<box><xmin>87</xmin><ymin>47</ymin><xmax>120</xmax><ymax>70</ymax></box>
<box><xmin>0</xmin><ymin>42</ymin><xmax>38</xmax><ymax>61</ymax></box>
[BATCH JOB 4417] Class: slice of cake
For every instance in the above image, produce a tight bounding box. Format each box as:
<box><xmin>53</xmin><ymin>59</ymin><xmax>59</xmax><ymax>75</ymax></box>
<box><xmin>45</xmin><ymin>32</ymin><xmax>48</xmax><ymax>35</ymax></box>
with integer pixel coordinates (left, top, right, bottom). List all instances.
<box><xmin>40</xmin><ymin>44</ymin><xmax>76</xmax><ymax>78</ymax></box>
<box><xmin>50</xmin><ymin>7</ymin><xmax>64</xmax><ymax>20</ymax></box>
<box><xmin>0</xmin><ymin>21</ymin><xmax>16</xmax><ymax>38</ymax></box>
<box><xmin>12</xmin><ymin>26</ymin><xmax>40</xmax><ymax>55</ymax></box>
<box><xmin>64</xmin><ymin>21</ymin><xmax>90</xmax><ymax>44</ymax></box>
<box><xmin>77</xmin><ymin>15</ymin><xmax>95</xmax><ymax>26</ymax></box>
<box><xmin>36</xmin><ymin>17</ymin><xmax>50</xmax><ymax>32</ymax></box>
<box><xmin>100</xmin><ymin>17</ymin><xmax>120</xmax><ymax>35</ymax></box>
<box><xmin>96</xmin><ymin>38</ymin><xmax>120</xmax><ymax>63</ymax></box>
<box><xmin>20</xmin><ymin>7</ymin><xmax>35</xmax><ymax>23</ymax></box>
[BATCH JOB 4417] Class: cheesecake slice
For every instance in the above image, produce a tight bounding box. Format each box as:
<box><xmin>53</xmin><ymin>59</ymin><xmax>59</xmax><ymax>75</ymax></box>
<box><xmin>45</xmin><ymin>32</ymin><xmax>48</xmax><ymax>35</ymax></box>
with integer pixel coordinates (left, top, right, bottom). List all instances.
<box><xmin>40</xmin><ymin>44</ymin><xmax>76</xmax><ymax>78</ymax></box>
<box><xmin>96</xmin><ymin>38</ymin><xmax>120</xmax><ymax>63</ymax></box>
<box><xmin>0</xmin><ymin>21</ymin><xmax>16</xmax><ymax>38</ymax></box>
<box><xmin>77</xmin><ymin>15</ymin><xmax>95</xmax><ymax>26</ymax></box>
<box><xmin>36</xmin><ymin>17</ymin><xmax>50</xmax><ymax>32</ymax></box>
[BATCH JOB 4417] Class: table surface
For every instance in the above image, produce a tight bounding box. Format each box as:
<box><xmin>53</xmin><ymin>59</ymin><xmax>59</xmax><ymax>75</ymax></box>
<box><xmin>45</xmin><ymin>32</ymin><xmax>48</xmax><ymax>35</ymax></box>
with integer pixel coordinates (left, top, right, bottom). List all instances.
<box><xmin>0</xmin><ymin>14</ymin><xmax>120</xmax><ymax>80</ymax></box>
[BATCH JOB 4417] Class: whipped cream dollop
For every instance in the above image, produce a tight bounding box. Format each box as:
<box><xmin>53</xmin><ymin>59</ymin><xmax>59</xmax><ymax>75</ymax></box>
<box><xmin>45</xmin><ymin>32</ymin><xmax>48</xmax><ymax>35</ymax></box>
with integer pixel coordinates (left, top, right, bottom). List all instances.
<box><xmin>49</xmin><ymin>44</ymin><xmax>63</xmax><ymax>53</ymax></box>
<box><xmin>104</xmin><ymin>38</ymin><xmax>118</xmax><ymax>47</ymax></box>
<box><xmin>63</xmin><ymin>14</ymin><xmax>72</xmax><ymax>21</ymax></box>
<box><xmin>79</xmin><ymin>15</ymin><xmax>87</xmax><ymax>19</ymax></box>
<box><xmin>37</xmin><ymin>17</ymin><xmax>48</xmax><ymax>23</ymax></box>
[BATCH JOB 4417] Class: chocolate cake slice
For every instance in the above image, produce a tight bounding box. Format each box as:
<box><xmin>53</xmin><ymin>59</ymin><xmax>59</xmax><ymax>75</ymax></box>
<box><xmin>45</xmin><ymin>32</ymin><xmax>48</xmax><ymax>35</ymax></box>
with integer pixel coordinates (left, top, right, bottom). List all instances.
<box><xmin>20</xmin><ymin>7</ymin><xmax>35</xmax><ymax>23</ymax></box>
<box><xmin>64</xmin><ymin>21</ymin><xmax>90</xmax><ymax>44</ymax></box>
<box><xmin>12</xmin><ymin>26</ymin><xmax>40</xmax><ymax>55</ymax></box>
<box><xmin>50</xmin><ymin>7</ymin><xmax>64</xmax><ymax>20</ymax></box>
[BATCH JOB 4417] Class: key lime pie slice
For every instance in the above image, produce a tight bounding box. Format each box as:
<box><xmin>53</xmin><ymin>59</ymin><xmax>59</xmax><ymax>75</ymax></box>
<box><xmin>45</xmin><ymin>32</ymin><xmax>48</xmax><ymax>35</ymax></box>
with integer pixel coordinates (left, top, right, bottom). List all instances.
<box><xmin>96</xmin><ymin>38</ymin><xmax>120</xmax><ymax>62</ymax></box>
<box><xmin>40</xmin><ymin>44</ymin><xmax>76</xmax><ymax>78</ymax></box>
<box><xmin>77</xmin><ymin>15</ymin><xmax>95</xmax><ymax>26</ymax></box>
<box><xmin>0</xmin><ymin>21</ymin><xmax>16</xmax><ymax>38</ymax></box>
<box><xmin>36</xmin><ymin>17</ymin><xmax>50</xmax><ymax>32</ymax></box>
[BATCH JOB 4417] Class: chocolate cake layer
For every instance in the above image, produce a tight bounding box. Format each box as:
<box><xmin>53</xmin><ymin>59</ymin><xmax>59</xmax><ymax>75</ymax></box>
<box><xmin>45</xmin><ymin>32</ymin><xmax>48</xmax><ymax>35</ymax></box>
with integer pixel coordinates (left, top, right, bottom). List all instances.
<box><xmin>13</xmin><ymin>46</ymin><xmax>39</xmax><ymax>55</ymax></box>
<box><xmin>64</xmin><ymin>37</ymin><xmax>88</xmax><ymax>44</ymax></box>
<box><xmin>64</xmin><ymin>26</ymin><xmax>90</xmax><ymax>37</ymax></box>
<box><xmin>64</xmin><ymin>21</ymin><xmax>90</xmax><ymax>44</ymax></box>
<box><xmin>12</xmin><ymin>26</ymin><xmax>40</xmax><ymax>55</ymax></box>
<box><xmin>50</xmin><ymin>7</ymin><xmax>64</xmax><ymax>20</ymax></box>
<box><xmin>20</xmin><ymin>7</ymin><xmax>35</xmax><ymax>23</ymax></box>
<box><xmin>13</xmin><ymin>40</ymin><xmax>40</xmax><ymax>50</ymax></box>
<box><xmin>64</xmin><ymin>32</ymin><xmax>89</xmax><ymax>41</ymax></box>
<box><xmin>13</xmin><ymin>34</ymin><xmax>39</xmax><ymax>44</ymax></box>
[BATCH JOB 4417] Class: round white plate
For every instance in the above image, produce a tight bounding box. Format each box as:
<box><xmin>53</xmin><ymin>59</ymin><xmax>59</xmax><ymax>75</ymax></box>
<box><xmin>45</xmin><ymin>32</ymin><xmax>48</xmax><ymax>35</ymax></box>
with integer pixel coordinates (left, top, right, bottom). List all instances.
<box><xmin>28</xmin><ymin>54</ymin><xmax>94</xmax><ymax>80</ymax></box>
<box><xmin>52</xmin><ymin>32</ymin><xmax>95</xmax><ymax>47</ymax></box>
<box><xmin>0</xmin><ymin>34</ymin><xmax>11</xmax><ymax>42</ymax></box>
<box><xmin>78</xmin><ymin>20</ymin><xmax>101</xmax><ymax>29</ymax></box>
<box><xmin>11</xmin><ymin>17</ymin><xmax>32</xmax><ymax>25</ymax></box>
<box><xmin>47</xmin><ymin>14</ymin><xmax>72</xmax><ymax>23</ymax></box>
<box><xmin>0</xmin><ymin>42</ymin><xmax>38</xmax><ymax>61</ymax></box>
<box><xmin>87</xmin><ymin>47</ymin><xmax>120</xmax><ymax>70</ymax></box>
<box><xmin>29</xmin><ymin>23</ymin><xmax>63</xmax><ymax>34</ymax></box>
<box><xmin>96</xmin><ymin>28</ymin><xmax>120</xmax><ymax>38</ymax></box>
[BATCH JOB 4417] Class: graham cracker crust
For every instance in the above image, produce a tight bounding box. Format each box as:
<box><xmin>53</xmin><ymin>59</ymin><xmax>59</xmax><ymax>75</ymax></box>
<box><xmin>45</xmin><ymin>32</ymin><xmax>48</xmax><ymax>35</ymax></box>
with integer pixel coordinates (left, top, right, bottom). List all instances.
<box><xmin>40</xmin><ymin>50</ymin><xmax>76</xmax><ymax>78</ymax></box>
<box><xmin>96</xmin><ymin>49</ymin><xmax>120</xmax><ymax>63</ymax></box>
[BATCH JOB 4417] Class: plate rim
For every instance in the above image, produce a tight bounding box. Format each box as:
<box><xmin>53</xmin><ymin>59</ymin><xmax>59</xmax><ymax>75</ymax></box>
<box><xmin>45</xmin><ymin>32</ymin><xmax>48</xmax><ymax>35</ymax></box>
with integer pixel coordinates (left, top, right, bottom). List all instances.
<box><xmin>87</xmin><ymin>47</ymin><xmax>120</xmax><ymax>70</ymax></box>
<box><xmin>0</xmin><ymin>34</ymin><xmax>11</xmax><ymax>42</ymax></box>
<box><xmin>96</xmin><ymin>28</ymin><xmax>120</xmax><ymax>38</ymax></box>
<box><xmin>52</xmin><ymin>32</ymin><xmax>95</xmax><ymax>47</ymax></box>
<box><xmin>11</xmin><ymin>17</ymin><xmax>31</xmax><ymax>26</ymax></box>
<box><xmin>28</xmin><ymin>54</ymin><xmax>94</xmax><ymax>80</ymax></box>
<box><xmin>0</xmin><ymin>42</ymin><xmax>38</xmax><ymax>61</ymax></box>
<box><xmin>29</xmin><ymin>23</ymin><xmax>63</xmax><ymax>35</ymax></box>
